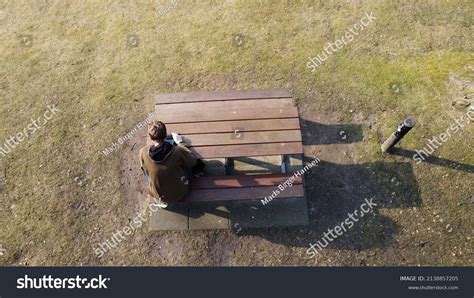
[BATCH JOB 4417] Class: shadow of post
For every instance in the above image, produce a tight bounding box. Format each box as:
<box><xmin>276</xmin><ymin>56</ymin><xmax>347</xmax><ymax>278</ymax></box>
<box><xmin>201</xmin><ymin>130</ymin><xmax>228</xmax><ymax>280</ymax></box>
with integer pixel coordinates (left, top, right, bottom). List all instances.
<box><xmin>390</xmin><ymin>148</ymin><xmax>474</xmax><ymax>173</ymax></box>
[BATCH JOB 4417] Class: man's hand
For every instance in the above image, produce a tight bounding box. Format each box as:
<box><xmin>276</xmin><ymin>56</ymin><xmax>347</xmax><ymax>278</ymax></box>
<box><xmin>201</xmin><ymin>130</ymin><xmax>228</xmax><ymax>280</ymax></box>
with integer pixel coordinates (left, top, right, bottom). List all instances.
<box><xmin>171</xmin><ymin>132</ymin><xmax>184</xmax><ymax>144</ymax></box>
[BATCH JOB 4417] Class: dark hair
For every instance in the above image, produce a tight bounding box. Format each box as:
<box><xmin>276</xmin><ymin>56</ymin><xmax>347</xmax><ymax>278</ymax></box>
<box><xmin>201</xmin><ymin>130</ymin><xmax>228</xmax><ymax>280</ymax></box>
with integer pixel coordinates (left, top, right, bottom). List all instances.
<box><xmin>148</xmin><ymin>120</ymin><xmax>167</xmax><ymax>141</ymax></box>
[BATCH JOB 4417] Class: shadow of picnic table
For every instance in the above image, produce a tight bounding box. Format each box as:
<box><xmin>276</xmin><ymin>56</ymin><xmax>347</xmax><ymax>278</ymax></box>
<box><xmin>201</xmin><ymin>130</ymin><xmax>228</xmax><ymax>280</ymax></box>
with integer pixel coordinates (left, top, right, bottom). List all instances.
<box><xmin>236</xmin><ymin>158</ymin><xmax>420</xmax><ymax>251</ymax></box>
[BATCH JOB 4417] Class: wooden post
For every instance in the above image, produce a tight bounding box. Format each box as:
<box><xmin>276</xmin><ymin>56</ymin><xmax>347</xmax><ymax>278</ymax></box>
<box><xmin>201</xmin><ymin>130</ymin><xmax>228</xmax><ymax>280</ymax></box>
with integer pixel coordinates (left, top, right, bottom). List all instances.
<box><xmin>381</xmin><ymin>117</ymin><xmax>416</xmax><ymax>153</ymax></box>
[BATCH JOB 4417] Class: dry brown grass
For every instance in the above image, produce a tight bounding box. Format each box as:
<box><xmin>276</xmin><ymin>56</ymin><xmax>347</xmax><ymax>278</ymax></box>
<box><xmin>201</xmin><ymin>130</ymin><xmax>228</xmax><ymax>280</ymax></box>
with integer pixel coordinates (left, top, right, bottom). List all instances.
<box><xmin>0</xmin><ymin>0</ymin><xmax>472</xmax><ymax>266</ymax></box>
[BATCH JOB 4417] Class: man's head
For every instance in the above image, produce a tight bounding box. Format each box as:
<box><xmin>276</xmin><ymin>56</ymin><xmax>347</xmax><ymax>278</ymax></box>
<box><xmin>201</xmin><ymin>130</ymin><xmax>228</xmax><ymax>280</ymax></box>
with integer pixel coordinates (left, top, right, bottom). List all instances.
<box><xmin>148</xmin><ymin>120</ymin><xmax>167</xmax><ymax>142</ymax></box>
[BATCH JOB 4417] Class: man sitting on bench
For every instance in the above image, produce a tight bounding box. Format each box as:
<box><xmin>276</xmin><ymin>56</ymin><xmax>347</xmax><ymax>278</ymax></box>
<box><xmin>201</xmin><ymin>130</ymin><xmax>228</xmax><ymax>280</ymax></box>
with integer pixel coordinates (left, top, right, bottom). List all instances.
<box><xmin>139</xmin><ymin>120</ymin><xmax>197</xmax><ymax>208</ymax></box>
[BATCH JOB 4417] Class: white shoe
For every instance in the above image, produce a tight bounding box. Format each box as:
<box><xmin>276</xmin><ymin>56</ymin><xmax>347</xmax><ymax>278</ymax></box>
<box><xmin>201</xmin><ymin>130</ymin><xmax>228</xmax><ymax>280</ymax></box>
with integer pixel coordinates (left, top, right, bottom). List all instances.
<box><xmin>150</xmin><ymin>196</ymin><xmax>168</xmax><ymax>209</ymax></box>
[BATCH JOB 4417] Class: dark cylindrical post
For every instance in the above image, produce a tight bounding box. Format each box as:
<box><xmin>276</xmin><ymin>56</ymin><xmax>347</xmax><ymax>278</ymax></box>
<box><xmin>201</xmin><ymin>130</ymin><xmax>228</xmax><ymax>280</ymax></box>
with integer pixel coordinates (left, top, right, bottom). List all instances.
<box><xmin>381</xmin><ymin>117</ymin><xmax>416</xmax><ymax>153</ymax></box>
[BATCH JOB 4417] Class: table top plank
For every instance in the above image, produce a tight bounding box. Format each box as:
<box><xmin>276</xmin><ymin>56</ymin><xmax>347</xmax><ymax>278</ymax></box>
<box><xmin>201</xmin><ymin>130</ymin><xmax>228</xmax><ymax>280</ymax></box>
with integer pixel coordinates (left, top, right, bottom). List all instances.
<box><xmin>166</xmin><ymin>118</ymin><xmax>301</xmax><ymax>135</ymax></box>
<box><xmin>189</xmin><ymin>142</ymin><xmax>303</xmax><ymax>159</ymax></box>
<box><xmin>156</xmin><ymin>98</ymin><xmax>294</xmax><ymax>115</ymax></box>
<box><xmin>185</xmin><ymin>130</ymin><xmax>302</xmax><ymax>147</ymax></box>
<box><xmin>156</xmin><ymin>106</ymin><xmax>299</xmax><ymax>124</ymax></box>
<box><xmin>156</xmin><ymin>89</ymin><xmax>291</xmax><ymax>105</ymax></box>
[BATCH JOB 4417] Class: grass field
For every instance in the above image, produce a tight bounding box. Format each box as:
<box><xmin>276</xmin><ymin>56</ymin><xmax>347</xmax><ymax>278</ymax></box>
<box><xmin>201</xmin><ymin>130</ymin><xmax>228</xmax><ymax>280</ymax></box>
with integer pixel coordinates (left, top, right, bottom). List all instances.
<box><xmin>0</xmin><ymin>0</ymin><xmax>472</xmax><ymax>266</ymax></box>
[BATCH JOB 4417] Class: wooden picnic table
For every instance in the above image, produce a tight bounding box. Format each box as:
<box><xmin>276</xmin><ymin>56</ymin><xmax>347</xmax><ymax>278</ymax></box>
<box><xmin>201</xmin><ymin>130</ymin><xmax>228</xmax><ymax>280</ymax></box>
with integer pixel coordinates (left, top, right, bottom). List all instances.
<box><xmin>154</xmin><ymin>89</ymin><xmax>308</xmax><ymax>223</ymax></box>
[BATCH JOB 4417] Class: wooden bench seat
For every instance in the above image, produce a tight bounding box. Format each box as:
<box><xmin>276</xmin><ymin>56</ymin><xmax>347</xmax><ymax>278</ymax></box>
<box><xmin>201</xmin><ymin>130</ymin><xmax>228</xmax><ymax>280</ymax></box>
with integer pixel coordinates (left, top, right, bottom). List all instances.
<box><xmin>182</xmin><ymin>173</ymin><xmax>304</xmax><ymax>203</ymax></box>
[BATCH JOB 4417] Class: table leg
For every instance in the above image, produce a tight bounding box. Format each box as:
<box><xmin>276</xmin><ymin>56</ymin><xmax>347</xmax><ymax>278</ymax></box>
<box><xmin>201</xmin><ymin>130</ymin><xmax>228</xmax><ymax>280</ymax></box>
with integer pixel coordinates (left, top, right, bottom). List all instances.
<box><xmin>280</xmin><ymin>155</ymin><xmax>288</xmax><ymax>173</ymax></box>
<box><xmin>225</xmin><ymin>157</ymin><xmax>234</xmax><ymax>175</ymax></box>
